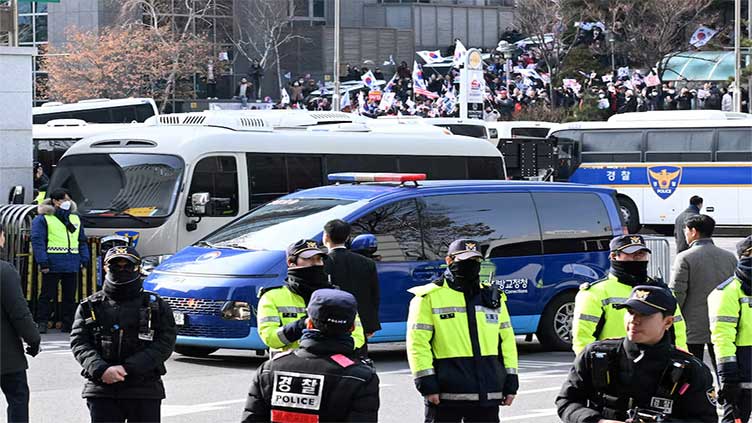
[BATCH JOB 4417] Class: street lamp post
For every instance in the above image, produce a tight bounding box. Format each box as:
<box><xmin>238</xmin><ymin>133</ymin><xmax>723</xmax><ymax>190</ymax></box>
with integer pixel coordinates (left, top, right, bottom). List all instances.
<box><xmin>733</xmin><ymin>0</ymin><xmax>741</xmax><ymax>112</ymax></box>
<box><xmin>332</xmin><ymin>0</ymin><xmax>341</xmax><ymax>111</ymax></box>
<box><xmin>607</xmin><ymin>31</ymin><xmax>615</xmax><ymax>73</ymax></box>
<box><xmin>496</xmin><ymin>40</ymin><xmax>514</xmax><ymax>92</ymax></box>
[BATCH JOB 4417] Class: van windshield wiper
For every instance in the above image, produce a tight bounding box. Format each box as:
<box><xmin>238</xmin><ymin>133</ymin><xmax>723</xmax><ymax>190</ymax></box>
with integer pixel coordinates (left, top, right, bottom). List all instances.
<box><xmin>90</xmin><ymin>208</ymin><xmax>150</xmax><ymax>224</ymax></box>
<box><xmin>217</xmin><ymin>243</ymin><xmax>252</xmax><ymax>250</ymax></box>
<box><xmin>196</xmin><ymin>240</ymin><xmax>218</xmax><ymax>248</ymax></box>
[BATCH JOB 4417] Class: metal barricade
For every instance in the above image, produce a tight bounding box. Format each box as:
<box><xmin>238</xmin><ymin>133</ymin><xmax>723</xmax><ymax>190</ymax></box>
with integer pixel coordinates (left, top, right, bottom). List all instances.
<box><xmin>644</xmin><ymin>236</ymin><xmax>671</xmax><ymax>283</ymax></box>
<box><xmin>0</xmin><ymin>204</ymin><xmax>100</xmax><ymax>321</ymax></box>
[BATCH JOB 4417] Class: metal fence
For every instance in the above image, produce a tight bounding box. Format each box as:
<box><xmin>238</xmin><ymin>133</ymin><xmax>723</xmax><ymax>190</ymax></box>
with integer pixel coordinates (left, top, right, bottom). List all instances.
<box><xmin>644</xmin><ymin>236</ymin><xmax>671</xmax><ymax>283</ymax></box>
<box><xmin>1</xmin><ymin>204</ymin><xmax>101</xmax><ymax>324</ymax></box>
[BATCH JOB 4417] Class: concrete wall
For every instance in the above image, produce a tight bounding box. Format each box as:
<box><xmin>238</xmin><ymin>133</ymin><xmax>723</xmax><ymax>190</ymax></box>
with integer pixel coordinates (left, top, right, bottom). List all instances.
<box><xmin>0</xmin><ymin>47</ymin><xmax>36</xmax><ymax>204</ymax></box>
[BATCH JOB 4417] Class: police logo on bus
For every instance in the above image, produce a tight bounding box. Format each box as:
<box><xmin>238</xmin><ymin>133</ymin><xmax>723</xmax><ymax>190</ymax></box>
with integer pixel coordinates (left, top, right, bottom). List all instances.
<box><xmin>647</xmin><ymin>166</ymin><xmax>682</xmax><ymax>200</ymax></box>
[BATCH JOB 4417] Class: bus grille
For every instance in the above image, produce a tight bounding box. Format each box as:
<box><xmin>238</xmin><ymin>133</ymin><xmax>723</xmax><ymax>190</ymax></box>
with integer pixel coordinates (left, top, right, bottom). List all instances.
<box><xmin>177</xmin><ymin>323</ymin><xmax>250</xmax><ymax>339</ymax></box>
<box><xmin>163</xmin><ymin>297</ymin><xmax>224</xmax><ymax>315</ymax></box>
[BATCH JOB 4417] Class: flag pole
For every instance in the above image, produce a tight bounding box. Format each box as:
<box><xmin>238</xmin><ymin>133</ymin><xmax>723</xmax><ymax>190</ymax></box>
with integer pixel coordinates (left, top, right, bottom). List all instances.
<box><xmin>333</xmin><ymin>0</ymin><xmax>341</xmax><ymax>111</ymax></box>
<box><xmin>733</xmin><ymin>0</ymin><xmax>741</xmax><ymax>112</ymax></box>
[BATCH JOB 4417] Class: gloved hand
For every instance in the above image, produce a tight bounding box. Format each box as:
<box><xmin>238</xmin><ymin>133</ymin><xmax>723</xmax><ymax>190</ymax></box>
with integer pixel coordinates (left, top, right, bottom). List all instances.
<box><xmin>718</xmin><ymin>382</ymin><xmax>741</xmax><ymax>405</ymax></box>
<box><xmin>26</xmin><ymin>342</ymin><xmax>40</xmax><ymax>357</ymax></box>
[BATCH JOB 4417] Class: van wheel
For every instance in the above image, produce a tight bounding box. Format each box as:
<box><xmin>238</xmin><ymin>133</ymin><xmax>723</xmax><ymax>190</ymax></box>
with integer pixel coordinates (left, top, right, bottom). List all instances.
<box><xmin>537</xmin><ymin>291</ymin><xmax>576</xmax><ymax>351</ymax></box>
<box><xmin>617</xmin><ymin>196</ymin><xmax>640</xmax><ymax>234</ymax></box>
<box><xmin>174</xmin><ymin>346</ymin><xmax>218</xmax><ymax>357</ymax></box>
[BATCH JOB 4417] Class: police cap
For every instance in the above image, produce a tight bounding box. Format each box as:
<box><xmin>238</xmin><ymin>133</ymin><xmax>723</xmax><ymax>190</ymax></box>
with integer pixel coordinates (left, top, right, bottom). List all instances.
<box><xmin>610</xmin><ymin>234</ymin><xmax>651</xmax><ymax>255</ymax></box>
<box><xmin>736</xmin><ymin>235</ymin><xmax>752</xmax><ymax>258</ymax></box>
<box><xmin>447</xmin><ymin>239</ymin><xmax>483</xmax><ymax>261</ymax></box>
<box><xmin>104</xmin><ymin>246</ymin><xmax>141</xmax><ymax>265</ymax></box>
<box><xmin>615</xmin><ymin>285</ymin><xmax>677</xmax><ymax>316</ymax></box>
<box><xmin>307</xmin><ymin>289</ymin><xmax>357</xmax><ymax>329</ymax></box>
<box><xmin>287</xmin><ymin>239</ymin><xmax>326</xmax><ymax>260</ymax></box>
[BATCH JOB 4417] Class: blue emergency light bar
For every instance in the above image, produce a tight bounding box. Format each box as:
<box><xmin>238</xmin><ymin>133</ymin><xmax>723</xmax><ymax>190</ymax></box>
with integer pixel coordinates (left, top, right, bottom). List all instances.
<box><xmin>327</xmin><ymin>172</ymin><xmax>427</xmax><ymax>183</ymax></box>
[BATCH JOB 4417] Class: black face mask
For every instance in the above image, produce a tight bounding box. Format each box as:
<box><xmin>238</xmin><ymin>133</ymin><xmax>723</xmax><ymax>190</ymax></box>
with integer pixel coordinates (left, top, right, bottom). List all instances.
<box><xmin>448</xmin><ymin>260</ymin><xmax>481</xmax><ymax>293</ymax></box>
<box><xmin>611</xmin><ymin>260</ymin><xmax>648</xmax><ymax>286</ymax></box>
<box><xmin>103</xmin><ymin>270</ymin><xmax>143</xmax><ymax>301</ymax></box>
<box><xmin>286</xmin><ymin>265</ymin><xmax>331</xmax><ymax>303</ymax></box>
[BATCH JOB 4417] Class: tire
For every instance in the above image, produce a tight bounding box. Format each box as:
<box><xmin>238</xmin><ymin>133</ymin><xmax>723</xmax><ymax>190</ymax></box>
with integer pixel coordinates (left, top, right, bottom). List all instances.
<box><xmin>617</xmin><ymin>195</ymin><xmax>640</xmax><ymax>234</ymax></box>
<box><xmin>174</xmin><ymin>345</ymin><xmax>218</xmax><ymax>357</ymax></box>
<box><xmin>536</xmin><ymin>291</ymin><xmax>577</xmax><ymax>351</ymax></box>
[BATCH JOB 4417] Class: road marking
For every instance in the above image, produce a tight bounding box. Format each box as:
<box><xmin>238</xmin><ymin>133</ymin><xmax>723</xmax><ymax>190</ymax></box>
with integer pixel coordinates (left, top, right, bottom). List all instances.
<box><xmin>502</xmin><ymin>408</ymin><xmax>558</xmax><ymax>421</ymax></box>
<box><xmin>162</xmin><ymin>399</ymin><xmax>245</xmax><ymax>417</ymax></box>
<box><xmin>516</xmin><ymin>386</ymin><xmax>561</xmax><ymax>395</ymax></box>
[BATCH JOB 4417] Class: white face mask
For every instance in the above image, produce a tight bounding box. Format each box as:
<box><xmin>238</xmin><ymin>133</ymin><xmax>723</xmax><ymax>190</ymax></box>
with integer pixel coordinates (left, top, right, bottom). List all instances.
<box><xmin>60</xmin><ymin>201</ymin><xmax>72</xmax><ymax>211</ymax></box>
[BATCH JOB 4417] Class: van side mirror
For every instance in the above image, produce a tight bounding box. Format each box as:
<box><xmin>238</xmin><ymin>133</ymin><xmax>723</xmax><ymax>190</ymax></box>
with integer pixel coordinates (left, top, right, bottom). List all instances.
<box><xmin>191</xmin><ymin>192</ymin><xmax>211</xmax><ymax>216</ymax></box>
<box><xmin>350</xmin><ymin>234</ymin><xmax>378</xmax><ymax>257</ymax></box>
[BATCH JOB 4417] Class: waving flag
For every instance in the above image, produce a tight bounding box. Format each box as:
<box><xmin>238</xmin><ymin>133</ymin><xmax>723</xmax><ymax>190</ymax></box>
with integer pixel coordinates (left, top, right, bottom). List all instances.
<box><xmin>417</xmin><ymin>50</ymin><xmax>444</xmax><ymax>64</ymax></box>
<box><xmin>383</xmin><ymin>73</ymin><xmax>398</xmax><ymax>93</ymax></box>
<box><xmin>361</xmin><ymin>70</ymin><xmax>377</xmax><ymax>89</ymax></box>
<box><xmin>340</xmin><ymin>92</ymin><xmax>351</xmax><ymax>110</ymax></box>
<box><xmin>689</xmin><ymin>26</ymin><xmax>717</xmax><ymax>48</ymax></box>
<box><xmin>453</xmin><ymin>39</ymin><xmax>467</xmax><ymax>68</ymax></box>
<box><xmin>280</xmin><ymin>88</ymin><xmax>290</xmax><ymax>105</ymax></box>
<box><xmin>412</xmin><ymin>61</ymin><xmax>438</xmax><ymax>99</ymax></box>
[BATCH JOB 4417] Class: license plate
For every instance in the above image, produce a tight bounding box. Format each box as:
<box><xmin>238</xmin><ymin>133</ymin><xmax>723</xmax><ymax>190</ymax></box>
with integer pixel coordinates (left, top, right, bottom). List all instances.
<box><xmin>173</xmin><ymin>312</ymin><xmax>185</xmax><ymax>326</ymax></box>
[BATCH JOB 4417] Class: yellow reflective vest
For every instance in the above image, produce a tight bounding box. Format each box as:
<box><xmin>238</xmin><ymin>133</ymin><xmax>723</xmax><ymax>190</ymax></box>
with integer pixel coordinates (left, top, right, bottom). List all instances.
<box><xmin>708</xmin><ymin>276</ymin><xmax>752</xmax><ymax>383</ymax></box>
<box><xmin>44</xmin><ymin>214</ymin><xmax>81</xmax><ymax>254</ymax></box>
<box><xmin>256</xmin><ymin>285</ymin><xmax>365</xmax><ymax>353</ymax></box>
<box><xmin>572</xmin><ymin>274</ymin><xmax>687</xmax><ymax>355</ymax></box>
<box><xmin>406</xmin><ymin>279</ymin><xmax>518</xmax><ymax>404</ymax></box>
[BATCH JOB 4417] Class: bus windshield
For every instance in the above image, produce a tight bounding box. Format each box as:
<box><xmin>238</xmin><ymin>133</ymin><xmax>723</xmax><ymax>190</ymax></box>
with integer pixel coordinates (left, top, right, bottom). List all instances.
<box><xmin>48</xmin><ymin>153</ymin><xmax>184</xmax><ymax>218</ymax></box>
<box><xmin>202</xmin><ymin>198</ymin><xmax>365</xmax><ymax>251</ymax></box>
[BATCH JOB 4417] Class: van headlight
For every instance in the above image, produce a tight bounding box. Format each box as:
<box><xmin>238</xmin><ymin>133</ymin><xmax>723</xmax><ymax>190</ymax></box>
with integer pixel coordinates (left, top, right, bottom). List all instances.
<box><xmin>221</xmin><ymin>301</ymin><xmax>251</xmax><ymax>320</ymax></box>
<box><xmin>141</xmin><ymin>254</ymin><xmax>173</xmax><ymax>275</ymax></box>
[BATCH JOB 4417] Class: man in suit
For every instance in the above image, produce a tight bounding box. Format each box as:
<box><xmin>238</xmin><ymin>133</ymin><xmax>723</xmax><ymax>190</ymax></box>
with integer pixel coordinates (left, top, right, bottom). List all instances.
<box><xmin>1</xmin><ymin>223</ymin><xmax>41</xmax><ymax>423</ymax></box>
<box><xmin>674</xmin><ymin>195</ymin><xmax>702</xmax><ymax>254</ymax></box>
<box><xmin>323</xmin><ymin>220</ymin><xmax>380</xmax><ymax>353</ymax></box>
<box><xmin>670</xmin><ymin>214</ymin><xmax>737</xmax><ymax>365</ymax></box>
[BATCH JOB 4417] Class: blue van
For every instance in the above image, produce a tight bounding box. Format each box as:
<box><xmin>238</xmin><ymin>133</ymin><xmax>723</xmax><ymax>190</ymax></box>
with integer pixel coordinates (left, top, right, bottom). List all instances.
<box><xmin>143</xmin><ymin>174</ymin><xmax>624</xmax><ymax>356</ymax></box>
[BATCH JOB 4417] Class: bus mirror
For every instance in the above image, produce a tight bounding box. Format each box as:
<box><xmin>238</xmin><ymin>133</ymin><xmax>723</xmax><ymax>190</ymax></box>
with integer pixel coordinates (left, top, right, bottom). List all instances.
<box><xmin>191</xmin><ymin>192</ymin><xmax>210</xmax><ymax>216</ymax></box>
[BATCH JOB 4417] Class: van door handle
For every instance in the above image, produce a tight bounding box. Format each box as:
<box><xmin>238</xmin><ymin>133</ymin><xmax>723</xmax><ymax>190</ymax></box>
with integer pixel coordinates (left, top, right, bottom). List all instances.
<box><xmin>705</xmin><ymin>207</ymin><xmax>714</xmax><ymax>212</ymax></box>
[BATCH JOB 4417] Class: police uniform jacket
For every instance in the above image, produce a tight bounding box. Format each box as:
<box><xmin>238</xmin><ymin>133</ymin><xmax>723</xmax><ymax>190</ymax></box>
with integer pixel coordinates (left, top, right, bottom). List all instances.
<box><xmin>70</xmin><ymin>287</ymin><xmax>177</xmax><ymax>399</ymax></box>
<box><xmin>257</xmin><ymin>284</ymin><xmax>365</xmax><ymax>353</ymax></box>
<box><xmin>572</xmin><ymin>274</ymin><xmax>687</xmax><ymax>354</ymax></box>
<box><xmin>406</xmin><ymin>277</ymin><xmax>518</xmax><ymax>406</ymax></box>
<box><xmin>30</xmin><ymin>199</ymin><xmax>90</xmax><ymax>273</ymax></box>
<box><xmin>241</xmin><ymin>331</ymin><xmax>379</xmax><ymax>422</ymax></box>
<box><xmin>556</xmin><ymin>336</ymin><xmax>718</xmax><ymax>423</ymax></box>
<box><xmin>708</xmin><ymin>276</ymin><xmax>752</xmax><ymax>386</ymax></box>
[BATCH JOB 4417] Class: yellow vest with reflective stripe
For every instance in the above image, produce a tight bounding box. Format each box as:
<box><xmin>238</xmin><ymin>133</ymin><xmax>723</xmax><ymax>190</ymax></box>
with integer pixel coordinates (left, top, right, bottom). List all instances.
<box><xmin>708</xmin><ymin>277</ymin><xmax>752</xmax><ymax>363</ymax></box>
<box><xmin>256</xmin><ymin>285</ymin><xmax>365</xmax><ymax>353</ymax></box>
<box><xmin>572</xmin><ymin>274</ymin><xmax>687</xmax><ymax>354</ymax></box>
<box><xmin>44</xmin><ymin>214</ymin><xmax>81</xmax><ymax>254</ymax></box>
<box><xmin>406</xmin><ymin>280</ymin><xmax>518</xmax><ymax>377</ymax></box>
<box><xmin>34</xmin><ymin>191</ymin><xmax>46</xmax><ymax>204</ymax></box>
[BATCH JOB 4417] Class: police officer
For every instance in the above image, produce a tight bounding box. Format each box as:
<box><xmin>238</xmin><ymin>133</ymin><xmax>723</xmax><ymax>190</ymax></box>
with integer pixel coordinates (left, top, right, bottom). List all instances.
<box><xmin>406</xmin><ymin>239</ymin><xmax>518</xmax><ymax>423</ymax></box>
<box><xmin>708</xmin><ymin>235</ymin><xmax>752</xmax><ymax>423</ymax></box>
<box><xmin>572</xmin><ymin>234</ymin><xmax>687</xmax><ymax>354</ymax></box>
<box><xmin>557</xmin><ymin>285</ymin><xmax>718</xmax><ymax>423</ymax></box>
<box><xmin>256</xmin><ymin>239</ymin><xmax>365</xmax><ymax>354</ymax></box>
<box><xmin>242</xmin><ymin>289</ymin><xmax>379</xmax><ymax>422</ymax></box>
<box><xmin>70</xmin><ymin>247</ymin><xmax>176</xmax><ymax>423</ymax></box>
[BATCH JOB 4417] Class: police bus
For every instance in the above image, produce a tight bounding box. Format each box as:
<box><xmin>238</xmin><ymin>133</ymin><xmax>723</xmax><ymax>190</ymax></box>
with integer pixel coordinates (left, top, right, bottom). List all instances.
<box><xmin>33</xmin><ymin>98</ymin><xmax>158</xmax><ymax>125</ymax></box>
<box><xmin>548</xmin><ymin>111</ymin><xmax>752</xmax><ymax>233</ymax></box>
<box><xmin>45</xmin><ymin>112</ymin><xmax>505</xmax><ymax>271</ymax></box>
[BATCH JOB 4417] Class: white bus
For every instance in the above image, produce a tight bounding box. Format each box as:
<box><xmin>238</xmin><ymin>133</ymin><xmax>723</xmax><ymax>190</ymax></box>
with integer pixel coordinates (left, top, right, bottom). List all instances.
<box><xmin>46</xmin><ymin>112</ymin><xmax>505</xmax><ymax>268</ymax></box>
<box><xmin>549</xmin><ymin>113</ymin><xmax>752</xmax><ymax>233</ymax></box>
<box><xmin>33</xmin><ymin>98</ymin><xmax>158</xmax><ymax>124</ymax></box>
<box><xmin>33</xmin><ymin>120</ymin><xmax>145</xmax><ymax>174</ymax></box>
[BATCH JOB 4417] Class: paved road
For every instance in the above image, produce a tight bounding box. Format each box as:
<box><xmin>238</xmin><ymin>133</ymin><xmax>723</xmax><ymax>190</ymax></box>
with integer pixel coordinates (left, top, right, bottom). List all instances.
<box><xmin>4</xmin><ymin>236</ymin><xmax>743</xmax><ymax>422</ymax></box>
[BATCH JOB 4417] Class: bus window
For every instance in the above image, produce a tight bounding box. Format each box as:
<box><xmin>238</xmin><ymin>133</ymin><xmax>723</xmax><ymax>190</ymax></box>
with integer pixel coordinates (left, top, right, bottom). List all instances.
<box><xmin>247</xmin><ymin>154</ymin><xmax>287</xmax><ymax>206</ymax></box>
<box><xmin>135</xmin><ymin>104</ymin><xmax>157</xmax><ymax>122</ymax></box>
<box><xmin>111</xmin><ymin>106</ymin><xmax>138</xmax><ymax>123</ymax></box>
<box><xmin>399</xmin><ymin>156</ymin><xmax>467</xmax><ymax>179</ymax></box>
<box><xmin>533</xmin><ymin>192</ymin><xmax>612</xmax><ymax>254</ymax></box>
<box><xmin>438</xmin><ymin>124</ymin><xmax>487</xmax><ymax>139</ymax></box>
<box><xmin>77</xmin><ymin>109</ymin><xmax>111</xmax><ymax>124</ymax></box>
<box><xmin>467</xmin><ymin>157</ymin><xmax>504</xmax><ymax>179</ymax></box>
<box><xmin>581</xmin><ymin>131</ymin><xmax>642</xmax><ymax>163</ymax></box>
<box><xmin>511</xmin><ymin>127</ymin><xmax>550</xmax><ymax>138</ymax></box>
<box><xmin>188</xmin><ymin>156</ymin><xmax>239</xmax><ymax>216</ymax></box>
<box><xmin>419</xmin><ymin>192</ymin><xmax>543</xmax><ymax>260</ymax></box>
<box><xmin>717</xmin><ymin>129</ymin><xmax>752</xmax><ymax>161</ymax></box>
<box><xmin>287</xmin><ymin>156</ymin><xmax>323</xmax><ymax>192</ymax></box>
<box><xmin>326</xmin><ymin>155</ymin><xmax>398</xmax><ymax>174</ymax></box>
<box><xmin>645</xmin><ymin>130</ymin><xmax>712</xmax><ymax>162</ymax></box>
<box><xmin>350</xmin><ymin>199</ymin><xmax>424</xmax><ymax>262</ymax></box>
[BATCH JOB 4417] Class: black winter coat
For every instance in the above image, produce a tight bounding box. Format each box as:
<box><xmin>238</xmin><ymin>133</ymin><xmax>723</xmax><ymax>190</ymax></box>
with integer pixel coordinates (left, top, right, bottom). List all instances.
<box><xmin>325</xmin><ymin>248</ymin><xmax>381</xmax><ymax>334</ymax></box>
<box><xmin>70</xmin><ymin>288</ymin><xmax>176</xmax><ymax>399</ymax></box>
<box><xmin>556</xmin><ymin>336</ymin><xmax>718</xmax><ymax>423</ymax></box>
<box><xmin>1</xmin><ymin>261</ymin><xmax>41</xmax><ymax>374</ymax></box>
<box><xmin>241</xmin><ymin>332</ymin><xmax>379</xmax><ymax>422</ymax></box>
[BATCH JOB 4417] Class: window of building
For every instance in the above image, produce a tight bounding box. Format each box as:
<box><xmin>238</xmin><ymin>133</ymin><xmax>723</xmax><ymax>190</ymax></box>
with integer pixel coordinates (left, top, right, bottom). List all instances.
<box><xmin>188</xmin><ymin>156</ymin><xmax>239</xmax><ymax>216</ymax></box>
<box><xmin>351</xmin><ymin>199</ymin><xmax>424</xmax><ymax>262</ymax></box>
<box><xmin>533</xmin><ymin>192</ymin><xmax>612</xmax><ymax>254</ymax></box>
<box><xmin>419</xmin><ymin>192</ymin><xmax>542</xmax><ymax>260</ymax></box>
